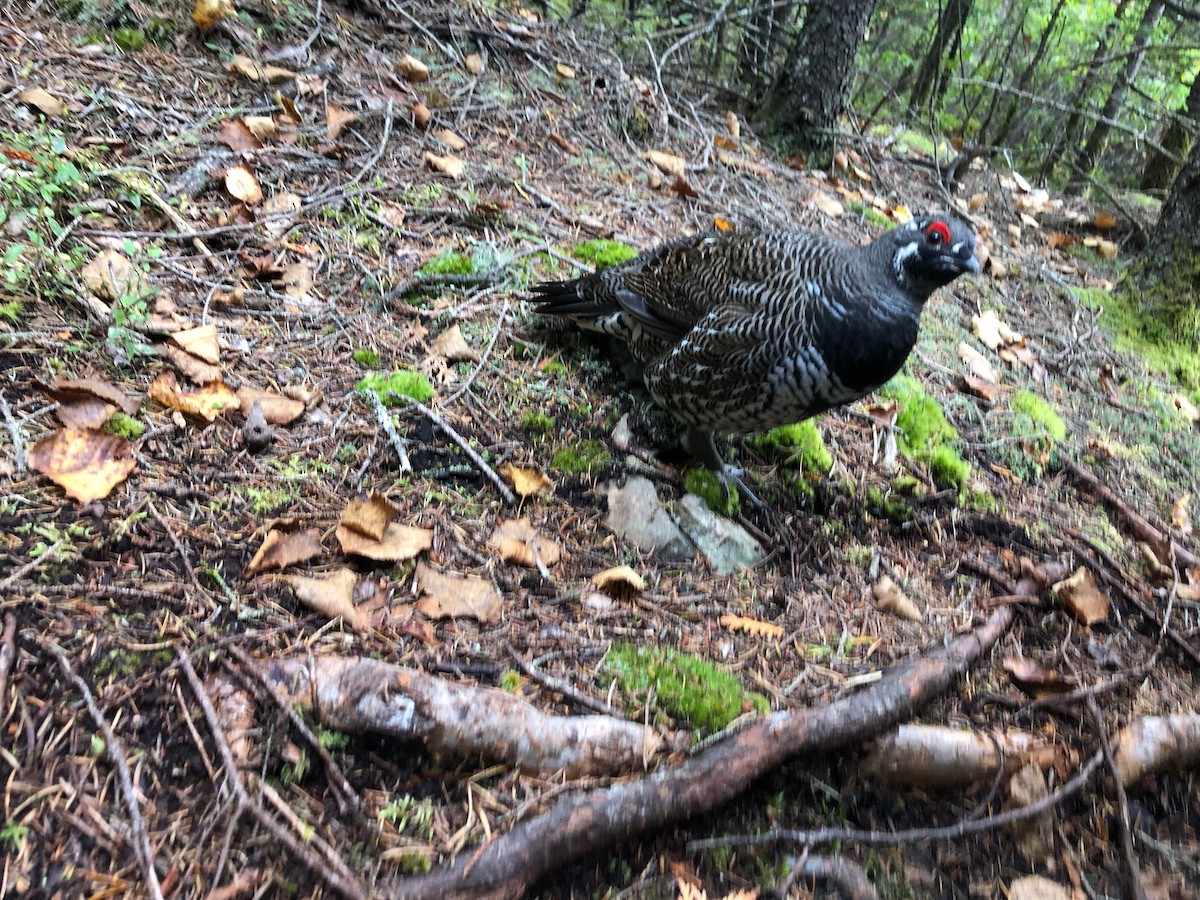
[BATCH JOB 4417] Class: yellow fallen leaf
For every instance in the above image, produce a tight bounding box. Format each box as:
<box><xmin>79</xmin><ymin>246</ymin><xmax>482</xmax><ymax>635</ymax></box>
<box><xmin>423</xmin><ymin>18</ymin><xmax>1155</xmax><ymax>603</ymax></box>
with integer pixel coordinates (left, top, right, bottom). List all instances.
<box><xmin>810</xmin><ymin>191</ymin><xmax>844</xmax><ymax>218</ymax></box>
<box><xmin>235</xmin><ymin>387</ymin><xmax>305</xmax><ymax>425</ymax></box>
<box><xmin>397</xmin><ymin>54</ymin><xmax>430</xmax><ymax>82</ymax></box>
<box><xmin>225</xmin><ymin>164</ymin><xmax>262</xmax><ymax>205</ymax></box>
<box><xmin>244</xmin><ymin>527</ymin><xmax>323</xmax><ymax>576</ymax></box>
<box><xmin>719</xmin><ymin>614</ymin><xmax>783</xmax><ymax>639</ymax></box>
<box><xmin>646</xmin><ymin>150</ymin><xmax>685</xmax><ymax>177</ymax></box>
<box><xmin>171</xmin><ymin>324</ymin><xmax>221</xmax><ymax>365</ymax></box>
<box><xmin>556</xmin><ymin>63</ymin><xmax>576</xmax><ymax>79</ymax></box>
<box><xmin>336</xmin><ymin>522</ymin><xmax>432</xmax><ymax>562</ymax></box>
<box><xmin>29</xmin><ymin>428</ymin><xmax>136</xmax><ymax>503</ymax></box>
<box><xmin>432</xmin><ymin>128</ymin><xmax>468</xmax><ymax>152</ymax></box>
<box><xmin>148</xmin><ymin>372</ymin><xmax>238</xmax><ymax>422</ymax></box>
<box><xmin>592</xmin><ymin>565</ymin><xmax>645</xmax><ymax>598</ymax></box>
<box><xmin>497</xmin><ymin>461</ymin><xmax>554</xmax><ymax>498</ymax></box>
<box><xmin>339</xmin><ymin>492</ymin><xmax>398</xmax><ymax>542</ymax></box>
<box><xmin>1052</xmin><ymin>567</ymin><xmax>1109</xmax><ymax>626</ymax></box>
<box><xmin>424</xmin><ymin>152</ymin><xmax>465</xmax><ymax>179</ymax></box>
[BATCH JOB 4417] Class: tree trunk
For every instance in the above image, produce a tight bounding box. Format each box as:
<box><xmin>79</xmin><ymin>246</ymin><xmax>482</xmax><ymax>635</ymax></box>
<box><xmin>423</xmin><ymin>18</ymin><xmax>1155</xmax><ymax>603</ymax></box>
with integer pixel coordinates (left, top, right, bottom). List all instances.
<box><xmin>1141</xmin><ymin>72</ymin><xmax>1200</xmax><ymax>193</ymax></box>
<box><xmin>1136</xmin><ymin>140</ymin><xmax>1200</xmax><ymax>342</ymax></box>
<box><xmin>908</xmin><ymin>0</ymin><xmax>975</xmax><ymax>114</ymax></box>
<box><xmin>762</xmin><ymin>0</ymin><xmax>878</xmax><ymax>164</ymax></box>
<box><xmin>1038</xmin><ymin>0</ymin><xmax>1131</xmax><ymax>182</ymax></box>
<box><xmin>1071</xmin><ymin>0</ymin><xmax>1166</xmax><ymax>189</ymax></box>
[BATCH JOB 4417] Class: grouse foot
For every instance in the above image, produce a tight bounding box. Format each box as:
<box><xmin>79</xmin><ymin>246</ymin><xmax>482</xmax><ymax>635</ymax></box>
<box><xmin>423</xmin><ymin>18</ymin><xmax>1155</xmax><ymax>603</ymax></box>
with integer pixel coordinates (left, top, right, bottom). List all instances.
<box><xmin>683</xmin><ymin>428</ymin><xmax>765</xmax><ymax>509</ymax></box>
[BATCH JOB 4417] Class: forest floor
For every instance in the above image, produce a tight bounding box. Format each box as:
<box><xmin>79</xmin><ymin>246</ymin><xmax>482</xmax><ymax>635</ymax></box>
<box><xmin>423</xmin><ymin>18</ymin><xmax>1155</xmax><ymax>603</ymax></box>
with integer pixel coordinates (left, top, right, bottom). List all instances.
<box><xmin>1</xmin><ymin>2</ymin><xmax>1198</xmax><ymax>898</ymax></box>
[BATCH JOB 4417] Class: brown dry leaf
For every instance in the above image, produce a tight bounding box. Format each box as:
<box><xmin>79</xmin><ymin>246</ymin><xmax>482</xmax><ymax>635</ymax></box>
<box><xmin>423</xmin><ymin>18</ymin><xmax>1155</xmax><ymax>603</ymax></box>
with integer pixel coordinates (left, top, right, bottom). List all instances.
<box><xmin>713</xmin><ymin>216</ymin><xmax>736</xmax><ymax>232</ymax></box>
<box><xmin>719</xmin><ymin>613</ymin><xmax>784</xmax><ymax>639</ymax></box>
<box><xmin>464</xmin><ymin>53</ymin><xmax>483</xmax><ymax>75</ymax></box>
<box><xmin>148</xmin><ymin>372</ymin><xmax>238</xmax><ymax>422</ymax></box>
<box><xmin>1011</xmin><ymin>170</ymin><xmax>1033</xmax><ymax>193</ymax></box>
<box><xmin>646</xmin><ymin>150</ymin><xmax>685</xmax><ymax>177</ymax></box>
<box><xmin>242</xmin><ymin>115</ymin><xmax>278</xmax><ymax>142</ymax></box>
<box><xmin>325</xmin><ymin>104</ymin><xmax>358</xmax><ymax>140</ymax></box>
<box><xmin>1052</xmin><ymin>566</ymin><xmax>1109</xmax><ymax>626</ymax></box>
<box><xmin>193</xmin><ymin>0</ymin><xmax>235</xmax><ymax>29</ymax></box>
<box><xmin>336</xmin><ymin>521</ymin><xmax>432</xmax><ymax>562</ymax></box>
<box><xmin>713</xmin><ymin>135</ymin><xmax>738</xmax><ymax>152</ymax></box>
<box><xmin>424</xmin><ymin>152</ymin><xmax>465</xmax><ymax>179</ymax></box>
<box><xmin>592</xmin><ymin>565</ymin><xmax>645</xmax><ymax>598</ymax></box>
<box><xmin>411</xmin><ymin>101</ymin><xmax>432</xmax><ymax>129</ymax></box>
<box><xmin>497</xmin><ymin>461</ymin><xmax>554</xmax><ymax>498</ymax></box>
<box><xmin>972</xmin><ymin>310</ymin><xmax>1016</xmax><ymax>350</ymax></box>
<box><xmin>1006</xmin><ymin>875</ymin><xmax>1071</xmax><ymax>900</ymax></box>
<box><xmin>235</xmin><ymin>387</ymin><xmax>305</xmax><ymax>425</ymax></box>
<box><xmin>725</xmin><ymin>110</ymin><xmax>740</xmax><ymax>138</ymax></box>
<box><xmin>670</xmin><ymin>176</ymin><xmax>700</xmax><ymax>199</ymax></box>
<box><xmin>716</xmin><ymin>151</ymin><xmax>775</xmax><ymax>179</ymax></box>
<box><xmin>284</xmin><ymin>569</ymin><xmax>363</xmax><ymax>629</ymax></box>
<box><xmin>958</xmin><ymin>341</ymin><xmax>999</xmax><ymax>384</ymax></box>
<box><xmin>340</xmin><ymin>493</ymin><xmax>397</xmax><ymax>542</ymax></box>
<box><xmin>873</xmin><ymin>574</ymin><xmax>921</xmax><ymax>621</ymax></box>
<box><xmin>810</xmin><ymin>191</ymin><xmax>844</xmax><ymax>218</ymax></box>
<box><xmin>82</xmin><ymin>248</ymin><xmax>137</xmax><ymax>302</ymax></box>
<box><xmin>53</xmin><ymin>397</ymin><xmax>113</xmax><ymax>430</ymax></box>
<box><xmin>244</xmin><ymin>527</ymin><xmax>323</xmax><ymax>576</ymax></box>
<box><xmin>1002</xmin><ymin>655</ymin><xmax>1075</xmax><ymax>698</ymax></box>
<box><xmin>217</xmin><ymin>118</ymin><xmax>262</xmax><ymax>152</ymax></box>
<box><xmin>967</xmin><ymin>192</ymin><xmax>987</xmax><ymax>212</ymax></box>
<box><xmin>171</xmin><ymin>324</ymin><xmax>221</xmax><ymax>365</ymax></box>
<box><xmin>429</xmin><ymin>324</ymin><xmax>479</xmax><ymax>362</ymax></box>
<box><xmin>488</xmin><ymin>518</ymin><xmax>562</xmax><ymax>568</ymax></box>
<box><xmin>1097</xmin><ymin>239</ymin><xmax>1119</xmax><ymax>261</ymax></box>
<box><xmin>1045</xmin><ymin>232</ymin><xmax>1074</xmax><ymax>251</ymax></box>
<box><xmin>225</xmin><ymin>165</ymin><xmax>262</xmax><ymax>205</ymax></box>
<box><xmin>29</xmin><ymin>428</ymin><xmax>135</xmax><ymax>503</ymax></box>
<box><xmin>19</xmin><ymin>87</ymin><xmax>65</xmax><ymax>118</ymax></box>
<box><xmin>279</xmin><ymin>262</ymin><xmax>314</xmax><ymax>301</ymax></box>
<box><xmin>432</xmin><ymin>127</ymin><xmax>468</xmax><ymax>152</ymax></box>
<box><xmin>43</xmin><ymin>377</ymin><xmax>140</xmax><ymax>417</ymax></box>
<box><xmin>1094</xmin><ymin>210</ymin><xmax>1118</xmax><ymax>230</ymax></box>
<box><xmin>164</xmin><ymin>345</ymin><xmax>222</xmax><ymax>385</ymax></box>
<box><xmin>960</xmin><ymin>373</ymin><xmax>999</xmax><ymax>403</ymax></box>
<box><xmin>548</xmin><ymin>132</ymin><xmax>581</xmax><ymax>155</ymax></box>
<box><xmin>414</xmin><ymin>561</ymin><xmax>502</xmax><ymax>622</ymax></box>
<box><xmin>397</xmin><ymin>54</ymin><xmax>430</xmax><ymax>82</ymax></box>
<box><xmin>1171</xmin><ymin>494</ymin><xmax>1192</xmax><ymax>536</ymax></box>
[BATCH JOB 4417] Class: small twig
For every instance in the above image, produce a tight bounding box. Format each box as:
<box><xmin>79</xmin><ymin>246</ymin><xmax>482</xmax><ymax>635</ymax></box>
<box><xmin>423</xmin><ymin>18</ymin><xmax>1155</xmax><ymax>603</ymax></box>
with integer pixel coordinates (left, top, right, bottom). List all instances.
<box><xmin>176</xmin><ymin>650</ymin><xmax>366</xmax><ymax>900</ymax></box>
<box><xmin>39</xmin><ymin>637</ymin><xmax>165</xmax><ymax>900</ymax></box>
<box><xmin>384</xmin><ymin>270</ymin><xmax>497</xmax><ymax>306</ymax></box>
<box><xmin>505</xmin><ymin>641</ymin><xmax>615</xmax><ymax>715</ymax></box>
<box><xmin>0</xmin><ymin>613</ymin><xmax>16</xmax><ymax>716</ymax></box>
<box><xmin>443</xmin><ymin>299</ymin><xmax>509</xmax><ymax>407</ymax></box>
<box><xmin>0</xmin><ymin>541</ymin><xmax>61</xmax><ymax>593</ymax></box>
<box><xmin>1086</xmin><ymin>696</ymin><xmax>1147</xmax><ymax>900</ymax></box>
<box><xmin>688</xmin><ymin>751</ymin><xmax>1104</xmax><ymax>852</ymax></box>
<box><xmin>778</xmin><ymin>854</ymin><xmax>880</xmax><ymax>900</ymax></box>
<box><xmin>0</xmin><ymin>392</ymin><xmax>27</xmax><ymax>473</ymax></box>
<box><xmin>364</xmin><ymin>389</ymin><xmax>411</xmax><ymax>472</ymax></box>
<box><xmin>402</xmin><ymin>398</ymin><xmax>516</xmax><ymax>504</ymax></box>
<box><xmin>147</xmin><ymin>501</ymin><xmax>204</xmax><ymax>594</ymax></box>
<box><xmin>309</xmin><ymin>100</ymin><xmax>393</xmax><ymax>205</ymax></box>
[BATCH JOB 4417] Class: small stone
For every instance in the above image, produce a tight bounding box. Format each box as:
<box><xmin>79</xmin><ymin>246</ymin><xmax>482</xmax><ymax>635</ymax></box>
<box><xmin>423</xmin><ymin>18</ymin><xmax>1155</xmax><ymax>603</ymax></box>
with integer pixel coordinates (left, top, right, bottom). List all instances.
<box><xmin>604</xmin><ymin>476</ymin><xmax>693</xmax><ymax>561</ymax></box>
<box><xmin>675</xmin><ymin>494</ymin><xmax>766</xmax><ymax>574</ymax></box>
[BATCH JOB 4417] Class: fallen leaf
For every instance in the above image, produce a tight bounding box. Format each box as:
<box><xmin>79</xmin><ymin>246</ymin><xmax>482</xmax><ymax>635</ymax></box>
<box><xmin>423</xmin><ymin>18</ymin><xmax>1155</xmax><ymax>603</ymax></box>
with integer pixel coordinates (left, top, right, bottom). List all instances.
<box><xmin>42</xmin><ymin>377</ymin><xmax>140</xmax><ymax>416</ymax></box>
<box><xmin>464</xmin><ymin>53</ymin><xmax>483</xmax><ymax>75</ymax></box>
<box><xmin>29</xmin><ymin>428</ymin><xmax>135</xmax><ymax>503</ymax></box>
<box><xmin>414</xmin><ymin>561</ymin><xmax>502</xmax><ymax>622</ymax></box>
<box><xmin>967</xmin><ymin>192</ymin><xmax>987</xmax><ymax>212</ymax></box>
<box><xmin>1006</xmin><ymin>875</ymin><xmax>1071</xmax><ymax>900</ymax></box>
<box><xmin>171</xmin><ymin>324</ymin><xmax>221</xmax><ymax>365</ymax></box>
<box><xmin>326</xmin><ymin>105</ymin><xmax>358</xmax><ymax>140</ymax></box>
<box><xmin>218</xmin><ymin>118</ymin><xmax>262</xmax><ymax>152</ymax></box>
<box><xmin>1093</xmin><ymin>210</ymin><xmax>1118</xmax><ymax>230</ymax></box>
<box><xmin>489</xmin><ymin>517</ymin><xmax>562</xmax><ymax>568</ymax></box>
<box><xmin>725</xmin><ymin>110</ymin><xmax>740</xmax><ymax>138</ymax></box>
<box><xmin>960</xmin><ymin>373</ymin><xmax>998</xmax><ymax>403</ymax></box>
<box><xmin>497</xmin><ymin>462</ymin><xmax>554</xmax><ymax>498</ymax></box>
<box><xmin>19</xmin><ymin>87</ymin><xmax>64</xmax><ymax>118</ymax></box>
<box><xmin>235</xmin><ymin>387</ymin><xmax>305</xmax><ymax>425</ymax></box>
<box><xmin>411</xmin><ymin>101</ymin><xmax>431</xmax><ymax>129</ymax></box>
<box><xmin>432</xmin><ymin>127</ymin><xmax>468</xmax><ymax>152</ymax></box>
<box><xmin>1002</xmin><ymin>655</ymin><xmax>1075</xmax><ymax>698</ymax></box>
<box><xmin>148</xmin><ymin>372</ymin><xmax>238</xmax><ymax>422</ymax></box>
<box><xmin>244</xmin><ymin>527</ymin><xmax>323</xmax><ymax>576</ymax></box>
<box><xmin>556</xmin><ymin>62</ymin><xmax>575</xmax><ymax>79</ymax></box>
<box><xmin>719</xmin><ymin>614</ymin><xmax>783</xmax><ymax>639</ymax></box>
<box><xmin>548</xmin><ymin>132</ymin><xmax>581</xmax><ymax>155</ymax></box>
<box><xmin>340</xmin><ymin>493</ymin><xmax>398</xmax><ymax>542</ymax></box>
<box><xmin>336</xmin><ymin>522</ymin><xmax>432</xmax><ymax>562</ymax></box>
<box><xmin>165</xmin><ymin>345</ymin><xmax>221</xmax><ymax>385</ymax></box>
<box><xmin>225</xmin><ymin>164</ymin><xmax>262</xmax><ymax>205</ymax></box>
<box><xmin>1171</xmin><ymin>494</ymin><xmax>1192</xmax><ymax>536</ymax></box>
<box><xmin>285</xmin><ymin>569</ymin><xmax>363</xmax><ymax>629</ymax></box>
<box><xmin>810</xmin><ymin>191</ymin><xmax>844</xmax><ymax>218</ymax></box>
<box><xmin>397</xmin><ymin>54</ymin><xmax>430</xmax><ymax>82</ymax></box>
<box><xmin>592</xmin><ymin>565</ymin><xmax>645</xmax><ymax>598</ymax></box>
<box><xmin>424</xmin><ymin>152</ymin><xmax>465</xmax><ymax>179</ymax></box>
<box><xmin>873</xmin><ymin>575</ymin><xmax>921</xmax><ymax>621</ymax></box>
<box><xmin>1052</xmin><ymin>567</ymin><xmax>1109</xmax><ymax>626</ymax></box>
<box><xmin>1097</xmin><ymin>239</ymin><xmax>1119</xmax><ymax>261</ymax></box>
<box><xmin>713</xmin><ymin>216</ymin><xmax>735</xmax><ymax>232</ymax></box>
<box><xmin>646</xmin><ymin>150</ymin><xmax>685</xmax><ymax>177</ymax></box>
<box><xmin>279</xmin><ymin>262</ymin><xmax>313</xmax><ymax>301</ymax></box>
<box><xmin>958</xmin><ymin>341</ymin><xmax>999</xmax><ymax>384</ymax></box>
<box><xmin>428</xmin><ymin>324</ymin><xmax>478</xmax><ymax>362</ymax></box>
<box><xmin>82</xmin><ymin>249</ymin><xmax>138</xmax><ymax>302</ymax></box>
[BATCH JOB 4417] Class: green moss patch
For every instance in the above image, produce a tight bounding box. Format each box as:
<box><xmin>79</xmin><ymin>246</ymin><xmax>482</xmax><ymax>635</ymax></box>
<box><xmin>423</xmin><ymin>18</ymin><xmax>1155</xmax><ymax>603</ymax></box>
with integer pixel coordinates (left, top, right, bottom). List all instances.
<box><xmin>356</xmin><ymin>370</ymin><xmax>435</xmax><ymax>405</ymax></box>
<box><xmin>683</xmin><ymin>468</ymin><xmax>739</xmax><ymax>517</ymax></box>
<box><xmin>1011</xmin><ymin>389</ymin><xmax>1067</xmax><ymax>444</ymax></box>
<box><xmin>520</xmin><ymin>410</ymin><xmax>555</xmax><ymax>435</ymax></box>
<box><xmin>572</xmin><ymin>239</ymin><xmax>638</xmax><ymax>271</ymax></box>
<box><xmin>104</xmin><ymin>412</ymin><xmax>144</xmax><ymax>441</ymax></box>
<box><xmin>550</xmin><ymin>439</ymin><xmax>611</xmax><ymax>475</ymax></box>
<box><xmin>419</xmin><ymin>249</ymin><xmax>475</xmax><ymax>276</ymax></box>
<box><xmin>604</xmin><ymin>643</ymin><xmax>766</xmax><ymax>733</ymax></box>
<box><xmin>748</xmin><ymin>420</ymin><xmax>832</xmax><ymax>473</ymax></box>
<box><xmin>878</xmin><ymin>374</ymin><xmax>971</xmax><ymax>492</ymax></box>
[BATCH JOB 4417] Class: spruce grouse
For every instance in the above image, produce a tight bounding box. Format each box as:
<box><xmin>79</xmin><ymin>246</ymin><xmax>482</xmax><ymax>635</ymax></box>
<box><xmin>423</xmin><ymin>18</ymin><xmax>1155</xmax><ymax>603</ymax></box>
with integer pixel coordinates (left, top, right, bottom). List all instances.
<box><xmin>532</xmin><ymin>216</ymin><xmax>980</xmax><ymax>499</ymax></box>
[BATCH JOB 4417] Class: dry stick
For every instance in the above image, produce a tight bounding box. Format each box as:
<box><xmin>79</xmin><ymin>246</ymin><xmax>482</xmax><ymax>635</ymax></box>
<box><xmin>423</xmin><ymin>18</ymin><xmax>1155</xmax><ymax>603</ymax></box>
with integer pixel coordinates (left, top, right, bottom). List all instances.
<box><xmin>146</xmin><ymin>501</ymin><xmax>204</xmax><ymax>594</ymax></box>
<box><xmin>442</xmin><ymin>299</ymin><xmax>510</xmax><ymax>408</ymax></box>
<box><xmin>0</xmin><ymin>392</ymin><xmax>26</xmax><ymax>472</ymax></box>
<box><xmin>393</xmin><ymin>606</ymin><xmax>1014</xmax><ymax>898</ymax></box>
<box><xmin>690</xmin><ymin>751</ymin><xmax>1105</xmax><ymax>853</ymax></box>
<box><xmin>1060</xmin><ymin>456</ymin><xmax>1199</xmax><ymax>570</ymax></box>
<box><xmin>39</xmin><ymin>637</ymin><xmax>165</xmax><ymax>900</ymax></box>
<box><xmin>403</xmin><ymin>398</ymin><xmax>516</xmax><ymax>505</ymax></box>
<box><xmin>176</xmin><ymin>650</ymin><xmax>367</xmax><ymax>900</ymax></box>
<box><xmin>505</xmin><ymin>641</ymin><xmax>616</xmax><ymax>715</ymax></box>
<box><xmin>0</xmin><ymin>614</ymin><xmax>16</xmax><ymax>714</ymax></box>
<box><xmin>0</xmin><ymin>541</ymin><xmax>61</xmax><ymax>593</ymax></box>
<box><xmin>1086</xmin><ymin>696</ymin><xmax>1147</xmax><ymax>900</ymax></box>
<box><xmin>778</xmin><ymin>854</ymin><xmax>880</xmax><ymax>900</ymax></box>
<box><xmin>364</xmin><ymin>389</ymin><xmax>412</xmax><ymax>473</ymax></box>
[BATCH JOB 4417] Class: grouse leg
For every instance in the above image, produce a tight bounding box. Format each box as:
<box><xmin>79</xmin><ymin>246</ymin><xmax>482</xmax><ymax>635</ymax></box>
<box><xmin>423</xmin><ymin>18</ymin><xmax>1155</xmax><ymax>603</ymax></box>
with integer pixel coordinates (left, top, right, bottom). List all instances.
<box><xmin>684</xmin><ymin>427</ymin><xmax>765</xmax><ymax>508</ymax></box>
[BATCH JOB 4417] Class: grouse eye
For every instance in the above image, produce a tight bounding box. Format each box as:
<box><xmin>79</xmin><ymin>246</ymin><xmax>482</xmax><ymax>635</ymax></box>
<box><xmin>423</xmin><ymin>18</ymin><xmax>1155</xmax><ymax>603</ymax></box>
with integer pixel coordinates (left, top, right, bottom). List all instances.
<box><xmin>925</xmin><ymin>221</ymin><xmax>951</xmax><ymax>246</ymax></box>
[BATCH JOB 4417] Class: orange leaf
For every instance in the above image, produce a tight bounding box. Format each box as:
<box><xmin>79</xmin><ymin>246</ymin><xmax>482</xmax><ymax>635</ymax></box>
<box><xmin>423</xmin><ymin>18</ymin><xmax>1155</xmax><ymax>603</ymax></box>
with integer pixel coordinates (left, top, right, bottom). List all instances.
<box><xmin>719</xmin><ymin>613</ymin><xmax>783</xmax><ymax>639</ymax></box>
<box><xmin>29</xmin><ymin>428</ymin><xmax>135</xmax><ymax>503</ymax></box>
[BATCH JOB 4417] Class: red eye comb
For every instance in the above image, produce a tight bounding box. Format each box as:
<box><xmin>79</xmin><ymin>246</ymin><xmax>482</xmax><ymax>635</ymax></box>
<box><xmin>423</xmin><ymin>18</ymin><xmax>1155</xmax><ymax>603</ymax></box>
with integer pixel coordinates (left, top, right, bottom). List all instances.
<box><xmin>926</xmin><ymin>221</ymin><xmax>951</xmax><ymax>244</ymax></box>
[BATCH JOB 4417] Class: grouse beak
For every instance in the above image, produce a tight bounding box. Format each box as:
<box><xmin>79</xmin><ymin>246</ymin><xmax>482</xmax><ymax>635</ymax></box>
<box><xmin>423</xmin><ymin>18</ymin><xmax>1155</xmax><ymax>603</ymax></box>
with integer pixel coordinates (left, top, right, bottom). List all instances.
<box><xmin>963</xmin><ymin>252</ymin><xmax>981</xmax><ymax>274</ymax></box>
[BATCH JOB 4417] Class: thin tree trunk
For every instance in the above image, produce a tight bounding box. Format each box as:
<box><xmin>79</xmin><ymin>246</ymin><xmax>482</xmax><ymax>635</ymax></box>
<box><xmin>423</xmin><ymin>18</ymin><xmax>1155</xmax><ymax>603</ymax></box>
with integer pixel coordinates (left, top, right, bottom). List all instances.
<box><xmin>975</xmin><ymin>5</ymin><xmax>1029</xmax><ymax>140</ymax></box>
<box><xmin>1071</xmin><ymin>0</ymin><xmax>1166</xmax><ymax>188</ymax></box>
<box><xmin>908</xmin><ymin>0</ymin><xmax>975</xmax><ymax>114</ymax></box>
<box><xmin>989</xmin><ymin>0</ymin><xmax>1070</xmax><ymax>150</ymax></box>
<box><xmin>1135</xmin><ymin>138</ymin><xmax>1200</xmax><ymax>340</ymax></box>
<box><xmin>1038</xmin><ymin>0</ymin><xmax>1131</xmax><ymax>182</ymax></box>
<box><xmin>1141</xmin><ymin>72</ymin><xmax>1200</xmax><ymax>192</ymax></box>
<box><xmin>762</xmin><ymin>0</ymin><xmax>878</xmax><ymax>164</ymax></box>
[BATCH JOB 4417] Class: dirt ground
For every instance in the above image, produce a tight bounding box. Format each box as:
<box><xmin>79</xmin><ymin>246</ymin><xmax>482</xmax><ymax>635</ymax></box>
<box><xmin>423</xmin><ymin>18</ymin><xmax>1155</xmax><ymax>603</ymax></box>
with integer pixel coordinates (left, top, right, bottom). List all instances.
<box><xmin>1</xmin><ymin>2</ymin><xmax>1198</xmax><ymax>898</ymax></box>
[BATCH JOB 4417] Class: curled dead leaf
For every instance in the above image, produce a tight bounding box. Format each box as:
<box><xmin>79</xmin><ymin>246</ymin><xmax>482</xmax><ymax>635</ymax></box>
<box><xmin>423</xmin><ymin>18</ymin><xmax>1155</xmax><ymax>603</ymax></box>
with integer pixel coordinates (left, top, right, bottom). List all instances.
<box><xmin>397</xmin><ymin>54</ymin><xmax>430</xmax><ymax>82</ymax></box>
<box><xmin>1052</xmin><ymin>566</ymin><xmax>1109</xmax><ymax>626</ymax></box>
<box><xmin>810</xmin><ymin>191</ymin><xmax>844</xmax><ymax>218</ymax></box>
<box><xmin>432</xmin><ymin>128</ymin><xmax>468</xmax><ymax>152</ymax></box>
<box><xmin>339</xmin><ymin>493</ymin><xmax>398</xmax><ymax>542</ymax></box>
<box><xmin>872</xmin><ymin>574</ymin><xmax>921</xmax><ymax>621</ymax></box>
<box><xmin>235</xmin><ymin>387</ymin><xmax>305</xmax><ymax>425</ymax></box>
<box><xmin>414</xmin><ymin>561</ymin><xmax>502</xmax><ymax>622</ymax></box>
<box><xmin>646</xmin><ymin>150</ymin><xmax>685</xmax><ymax>177</ymax></box>
<box><xmin>171</xmin><ymin>324</ymin><xmax>221</xmax><ymax>365</ymax></box>
<box><xmin>497</xmin><ymin>462</ymin><xmax>554</xmax><ymax>498</ymax></box>
<box><xmin>592</xmin><ymin>565</ymin><xmax>645</xmax><ymax>599</ymax></box>
<box><xmin>336</xmin><ymin>522</ymin><xmax>432</xmax><ymax>562</ymax></box>
<box><xmin>424</xmin><ymin>152</ymin><xmax>465</xmax><ymax>179</ymax></box>
<box><xmin>285</xmin><ymin>569</ymin><xmax>364</xmax><ymax>630</ymax></box>
<box><xmin>489</xmin><ymin>517</ymin><xmax>562</xmax><ymax>568</ymax></box>
<box><xmin>18</xmin><ymin>87</ymin><xmax>64</xmax><ymax>118</ymax></box>
<box><xmin>224</xmin><ymin>164</ymin><xmax>262</xmax><ymax>205</ymax></box>
<box><xmin>244</xmin><ymin>527</ymin><xmax>323</xmax><ymax>576</ymax></box>
<box><xmin>148</xmin><ymin>372</ymin><xmax>238</xmax><ymax>422</ymax></box>
<box><xmin>29</xmin><ymin>428</ymin><xmax>135</xmax><ymax>503</ymax></box>
<box><xmin>428</xmin><ymin>323</ymin><xmax>478</xmax><ymax>362</ymax></box>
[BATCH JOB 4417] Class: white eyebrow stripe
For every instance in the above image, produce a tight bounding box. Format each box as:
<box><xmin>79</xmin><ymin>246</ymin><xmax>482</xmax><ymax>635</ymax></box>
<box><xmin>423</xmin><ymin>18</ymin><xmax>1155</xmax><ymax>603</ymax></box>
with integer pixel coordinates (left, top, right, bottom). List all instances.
<box><xmin>951</xmin><ymin>241</ymin><xmax>965</xmax><ymax>253</ymax></box>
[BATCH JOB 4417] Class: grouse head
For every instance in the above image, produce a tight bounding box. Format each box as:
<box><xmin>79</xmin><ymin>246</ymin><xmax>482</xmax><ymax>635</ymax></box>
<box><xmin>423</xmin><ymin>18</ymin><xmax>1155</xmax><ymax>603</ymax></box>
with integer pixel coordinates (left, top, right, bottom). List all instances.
<box><xmin>887</xmin><ymin>216</ymin><xmax>980</xmax><ymax>299</ymax></box>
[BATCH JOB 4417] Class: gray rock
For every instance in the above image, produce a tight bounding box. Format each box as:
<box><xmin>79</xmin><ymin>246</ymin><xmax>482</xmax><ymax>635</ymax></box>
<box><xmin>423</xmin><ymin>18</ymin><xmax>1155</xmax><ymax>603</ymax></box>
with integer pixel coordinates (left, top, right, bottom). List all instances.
<box><xmin>675</xmin><ymin>494</ymin><xmax>766</xmax><ymax>574</ymax></box>
<box><xmin>604</xmin><ymin>476</ymin><xmax>693</xmax><ymax>561</ymax></box>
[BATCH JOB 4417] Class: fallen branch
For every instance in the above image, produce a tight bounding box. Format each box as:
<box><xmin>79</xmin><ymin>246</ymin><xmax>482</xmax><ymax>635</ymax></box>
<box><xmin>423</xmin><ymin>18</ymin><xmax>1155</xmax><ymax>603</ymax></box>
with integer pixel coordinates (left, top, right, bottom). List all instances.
<box><xmin>391</xmin><ymin>605</ymin><xmax>1014</xmax><ymax>898</ymax></box>
<box><xmin>402</xmin><ymin>398</ymin><xmax>516</xmax><ymax>504</ymax></box>
<box><xmin>259</xmin><ymin>655</ymin><xmax>664</xmax><ymax>778</ymax></box>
